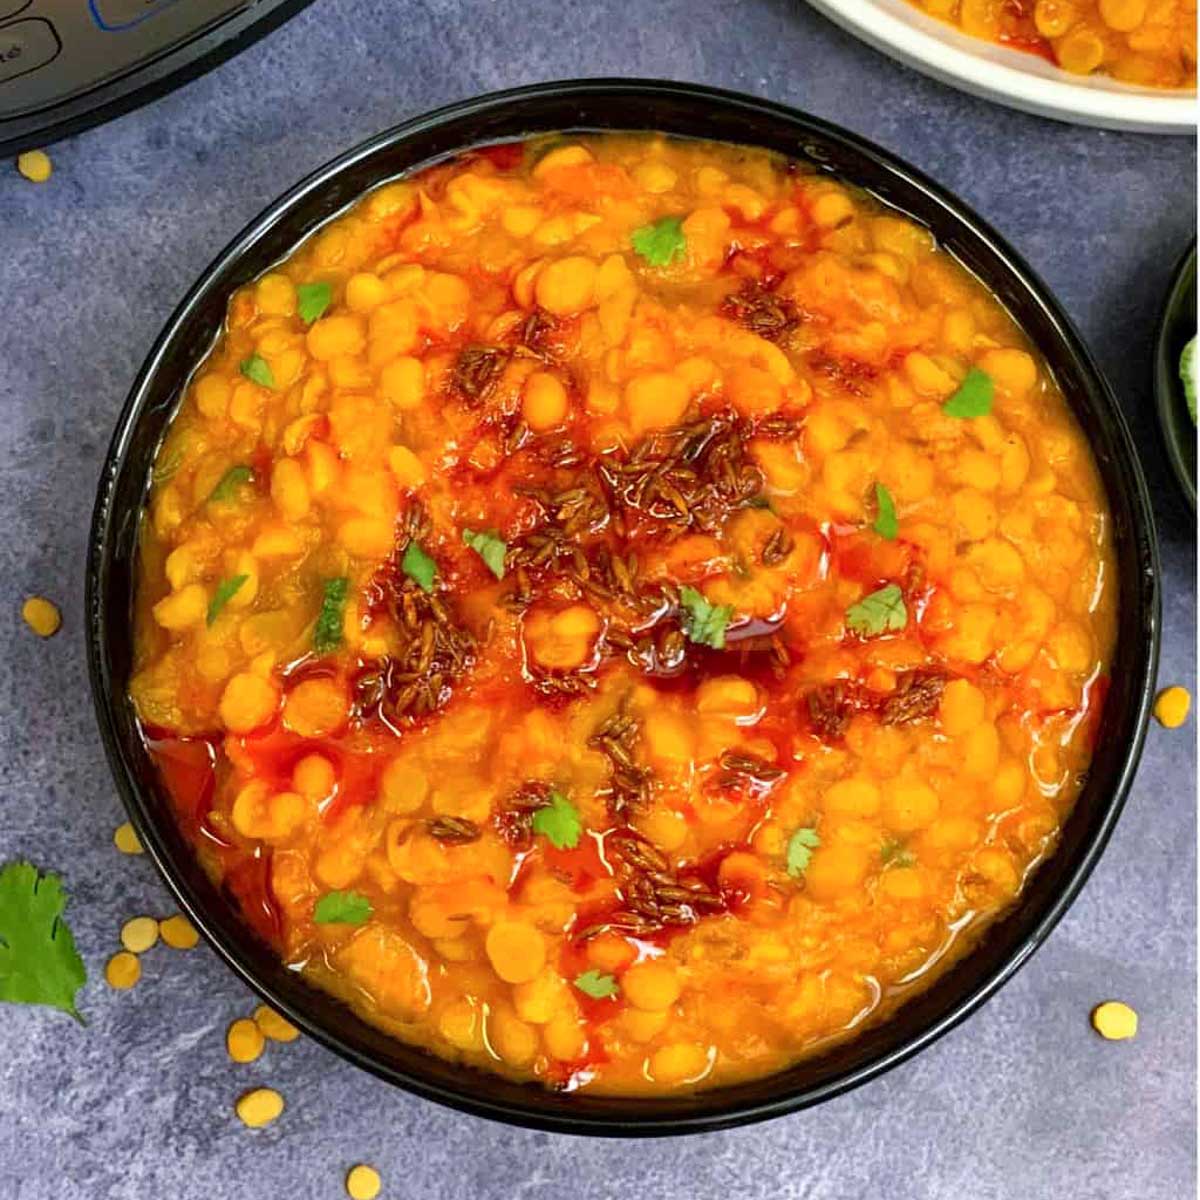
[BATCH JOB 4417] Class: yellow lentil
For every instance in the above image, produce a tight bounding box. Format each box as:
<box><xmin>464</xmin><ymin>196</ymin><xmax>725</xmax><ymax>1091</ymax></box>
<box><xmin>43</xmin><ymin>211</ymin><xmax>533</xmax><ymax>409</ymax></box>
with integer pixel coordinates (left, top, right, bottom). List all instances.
<box><xmin>346</xmin><ymin>1164</ymin><xmax>383</xmax><ymax>1200</ymax></box>
<box><xmin>1091</xmin><ymin>1000</ymin><xmax>1138</xmax><ymax>1041</ymax></box>
<box><xmin>21</xmin><ymin>596</ymin><xmax>61</xmax><ymax>637</ymax></box>
<box><xmin>235</xmin><ymin>1087</ymin><xmax>285</xmax><ymax>1128</ymax></box>
<box><xmin>105</xmin><ymin>951</ymin><xmax>141</xmax><ymax>990</ymax></box>
<box><xmin>120</xmin><ymin>916</ymin><xmax>159</xmax><ymax>954</ymax></box>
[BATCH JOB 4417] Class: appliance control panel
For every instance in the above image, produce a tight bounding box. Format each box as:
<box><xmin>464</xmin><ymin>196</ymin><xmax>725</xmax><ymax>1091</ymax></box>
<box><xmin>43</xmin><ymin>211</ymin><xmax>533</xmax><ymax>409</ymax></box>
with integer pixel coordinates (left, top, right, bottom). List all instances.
<box><xmin>0</xmin><ymin>1</ymin><xmax>268</xmax><ymax>125</ymax></box>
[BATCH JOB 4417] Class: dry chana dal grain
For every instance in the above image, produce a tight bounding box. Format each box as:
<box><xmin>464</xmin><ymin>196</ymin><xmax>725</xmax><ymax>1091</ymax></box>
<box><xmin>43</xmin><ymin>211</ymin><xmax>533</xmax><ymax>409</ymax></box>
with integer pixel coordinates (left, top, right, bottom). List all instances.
<box><xmin>16</xmin><ymin>149</ymin><xmax>52</xmax><ymax>183</ymax></box>
<box><xmin>254</xmin><ymin>1004</ymin><xmax>300</xmax><ymax>1042</ymax></box>
<box><xmin>1091</xmin><ymin>1000</ymin><xmax>1138</xmax><ymax>1041</ymax></box>
<box><xmin>159</xmin><ymin>913</ymin><xmax>199</xmax><ymax>949</ymax></box>
<box><xmin>1153</xmin><ymin>685</ymin><xmax>1191</xmax><ymax>728</ymax></box>
<box><xmin>21</xmin><ymin>596</ymin><xmax>61</xmax><ymax>637</ymax></box>
<box><xmin>120</xmin><ymin>916</ymin><xmax>160</xmax><ymax>954</ymax></box>
<box><xmin>346</xmin><ymin>1164</ymin><xmax>383</xmax><ymax>1200</ymax></box>
<box><xmin>105</xmin><ymin>950</ymin><xmax>141</xmax><ymax>990</ymax></box>
<box><xmin>113</xmin><ymin>822</ymin><xmax>144</xmax><ymax>855</ymax></box>
<box><xmin>227</xmin><ymin>1017</ymin><xmax>266</xmax><ymax>1063</ymax></box>
<box><xmin>235</xmin><ymin>1087</ymin><xmax>285</xmax><ymax>1128</ymax></box>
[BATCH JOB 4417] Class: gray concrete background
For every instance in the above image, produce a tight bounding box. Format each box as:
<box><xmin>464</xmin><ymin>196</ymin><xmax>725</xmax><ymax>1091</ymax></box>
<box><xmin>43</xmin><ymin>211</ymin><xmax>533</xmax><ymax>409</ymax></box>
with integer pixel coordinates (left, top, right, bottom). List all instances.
<box><xmin>0</xmin><ymin>1</ymin><xmax>1195</xmax><ymax>1197</ymax></box>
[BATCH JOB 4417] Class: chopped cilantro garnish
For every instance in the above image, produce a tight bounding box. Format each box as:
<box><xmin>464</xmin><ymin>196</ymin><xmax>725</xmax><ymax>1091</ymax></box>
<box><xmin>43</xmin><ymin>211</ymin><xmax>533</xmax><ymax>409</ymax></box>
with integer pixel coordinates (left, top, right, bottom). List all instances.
<box><xmin>881</xmin><ymin>839</ymin><xmax>916</xmax><ymax>868</ymax></box>
<box><xmin>0</xmin><ymin>862</ymin><xmax>87</xmax><ymax>1023</ymax></box>
<box><xmin>462</xmin><ymin>528</ymin><xmax>507</xmax><ymax>580</ymax></box>
<box><xmin>942</xmin><ymin>367</ymin><xmax>993</xmax><ymax>419</ymax></box>
<box><xmin>679</xmin><ymin>585</ymin><xmax>733</xmax><ymax>650</ymax></box>
<box><xmin>207</xmin><ymin>574</ymin><xmax>248</xmax><ymax>626</ymax></box>
<box><xmin>531</xmin><ymin>790</ymin><xmax>582</xmax><ymax>851</ymax></box>
<box><xmin>631</xmin><ymin>216</ymin><xmax>686</xmax><ymax>267</ymax></box>
<box><xmin>574</xmin><ymin>970</ymin><xmax>619</xmax><ymax>999</ymax></box>
<box><xmin>297</xmin><ymin>281</ymin><xmax>333</xmax><ymax>326</ymax></box>
<box><xmin>240</xmin><ymin>354</ymin><xmax>275</xmax><ymax>389</ymax></box>
<box><xmin>786</xmin><ymin>827</ymin><xmax>820</xmax><ymax>878</ymax></box>
<box><xmin>873</xmin><ymin>482</ymin><xmax>898</xmax><ymax>540</ymax></box>
<box><xmin>402</xmin><ymin>541</ymin><xmax>437</xmax><ymax>593</ymax></box>
<box><xmin>313</xmin><ymin>577</ymin><xmax>349</xmax><ymax>654</ymax></box>
<box><xmin>209</xmin><ymin>465</ymin><xmax>253</xmax><ymax>503</ymax></box>
<box><xmin>845</xmin><ymin>583</ymin><xmax>907</xmax><ymax>638</ymax></box>
<box><xmin>313</xmin><ymin>890</ymin><xmax>372</xmax><ymax>925</ymax></box>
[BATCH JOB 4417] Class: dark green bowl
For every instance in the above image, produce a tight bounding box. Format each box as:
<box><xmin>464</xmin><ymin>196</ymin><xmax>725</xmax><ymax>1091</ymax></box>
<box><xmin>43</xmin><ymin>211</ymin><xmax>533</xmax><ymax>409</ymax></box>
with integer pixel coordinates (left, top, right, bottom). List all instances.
<box><xmin>1154</xmin><ymin>240</ymin><xmax>1197</xmax><ymax>511</ymax></box>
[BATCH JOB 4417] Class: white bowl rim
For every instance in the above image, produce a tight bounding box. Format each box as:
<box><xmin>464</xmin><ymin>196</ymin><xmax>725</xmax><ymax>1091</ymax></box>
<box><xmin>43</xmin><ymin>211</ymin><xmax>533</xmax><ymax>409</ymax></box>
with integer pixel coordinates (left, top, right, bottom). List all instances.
<box><xmin>806</xmin><ymin>0</ymin><xmax>1197</xmax><ymax>133</ymax></box>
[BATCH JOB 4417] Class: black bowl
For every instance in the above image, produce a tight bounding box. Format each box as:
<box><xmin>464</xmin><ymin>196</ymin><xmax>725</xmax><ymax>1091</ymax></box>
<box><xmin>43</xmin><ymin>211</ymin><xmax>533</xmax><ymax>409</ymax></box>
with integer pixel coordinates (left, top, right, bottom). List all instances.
<box><xmin>86</xmin><ymin>79</ymin><xmax>1161</xmax><ymax>1136</ymax></box>
<box><xmin>1154</xmin><ymin>240</ymin><xmax>1197</xmax><ymax>511</ymax></box>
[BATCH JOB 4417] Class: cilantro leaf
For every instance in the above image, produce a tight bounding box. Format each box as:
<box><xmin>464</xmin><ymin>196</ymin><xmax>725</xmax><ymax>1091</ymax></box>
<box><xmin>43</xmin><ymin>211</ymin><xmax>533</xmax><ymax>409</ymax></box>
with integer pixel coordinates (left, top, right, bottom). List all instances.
<box><xmin>574</xmin><ymin>970</ymin><xmax>619</xmax><ymax>999</ymax></box>
<box><xmin>531</xmin><ymin>790</ymin><xmax>582</xmax><ymax>851</ymax></box>
<box><xmin>313</xmin><ymin>890</ymin><xmax>372</xmax><ymax>925</ymax></box>
<box><xmin>845</xmin><ymin>583</ymin><xmax>907</xmax><ymax>638</ymax></box>
<box><xmin>207</xmin><ymin>574</ymin><xmax>248</xmax><ymax>627</ymax></box>
<box><xmin>942</xmin><ymin>367</ymin><xmax>993</xmax><ymax>419</ymax></box>
<box><xmin>402</xmin><ymin>542</ymin><xmax>437</xmax><ymax>593</ymax></box>
<box><xmin>679</xmin><ymin>585</ymin><xmax>734</xmax><ymax>650</ymax></box>
<box><xmin>786</xmin><ymin>827</ymin><xmax>820</xmax><ymax>878</ymax></box>
<box><xmin>209</xmin><ymin>465</ymin><xmax>253</xmax><ymax>503</ymax></box>
<box><xmin>881</xmin><ymin>838</ymin><xmax>916</xmax><ymax>868</ymax></box>
<box><xmin>297</xmin><ymin>281</ymin><xmax>333</xmax><ymax>326</ymax></box>
<box><xmin>631</xmin><ymin>216</ymin><xmax>686</xmax><ymax>267</ymax></box>
<box><xmin>240</xmin><ymin>354</ymin><xmax>275</xmax><ymax>389</ymax></box>
<box><xmin>462</xmin><ymin>528</ymin><xmax>507</xmax><ymax>580</ymax></box>
<box><xmin>313</xmin><ymin>577</ymin><xmax>349</xmax><ymax>654</ymax></box>
<box><xmin>0</xmin><ymin>862</ymin><xmax>87</xmax><ymax>1023</ymax></box>
<box><xmin>873</xmin><ymin>482</ymin><xmax>898</xmax><ymax>540</ymax></box>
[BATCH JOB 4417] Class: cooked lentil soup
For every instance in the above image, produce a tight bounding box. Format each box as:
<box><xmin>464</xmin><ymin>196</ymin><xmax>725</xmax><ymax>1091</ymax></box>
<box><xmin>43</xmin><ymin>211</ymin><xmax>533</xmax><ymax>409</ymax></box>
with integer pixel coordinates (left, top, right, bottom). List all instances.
<box><xmin>907</xmin><ymin>0</ymin><xmax>1196</xmax><ymax>87</ymax></box>
<box><xmin>131</xmin><ymin>134</ymin><xmax>1116</xmax><ymax>1093</ymax></box>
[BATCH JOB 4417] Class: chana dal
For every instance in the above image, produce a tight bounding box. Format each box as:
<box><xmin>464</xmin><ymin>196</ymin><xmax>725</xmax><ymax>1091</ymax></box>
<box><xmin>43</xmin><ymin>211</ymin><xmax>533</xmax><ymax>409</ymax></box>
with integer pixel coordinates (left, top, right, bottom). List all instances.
<box><xmin>131</xmin><ymin>134</ymin><xmax>1116</xmax><ymax>1094</ymax></box>
<box><xmin>908</xmin><ymin>0</ymin><xmax>1196</xmax><ymax>87</ymax></box>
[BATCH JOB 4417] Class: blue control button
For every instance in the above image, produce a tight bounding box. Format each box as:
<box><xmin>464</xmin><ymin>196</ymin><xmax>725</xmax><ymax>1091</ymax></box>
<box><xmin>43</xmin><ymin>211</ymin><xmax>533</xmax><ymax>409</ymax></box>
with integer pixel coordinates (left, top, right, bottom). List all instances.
<box><xmin>0</xmin><ymin>17</ymin><xmax>60</xmax><ymax>87</ymax></box>
<box><xmin>90</xmin><ymin>0</ymin><xmax>181</xmax><ymax>33</ymax></box>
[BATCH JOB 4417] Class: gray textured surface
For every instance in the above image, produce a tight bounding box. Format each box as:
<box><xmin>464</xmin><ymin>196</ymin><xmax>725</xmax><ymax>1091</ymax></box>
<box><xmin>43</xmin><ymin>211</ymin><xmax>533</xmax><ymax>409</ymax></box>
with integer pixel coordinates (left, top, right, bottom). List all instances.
<box><xmin>0</xmin><ymin>2</ymin><xmax>1195</xmax><ymax>1197</ymax></box>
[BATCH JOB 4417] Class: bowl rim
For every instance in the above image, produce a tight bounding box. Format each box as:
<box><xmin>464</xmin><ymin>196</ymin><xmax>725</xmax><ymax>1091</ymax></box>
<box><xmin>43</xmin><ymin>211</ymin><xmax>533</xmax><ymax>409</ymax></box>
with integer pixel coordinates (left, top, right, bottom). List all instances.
<box><xmin>1153</xmin><ymin>239</ymin><xmax>1197</xmax><ymax>510</ymax></box>
<box><xmin>86</xmin><ymin>77</ymin><xmax>1162</xmax><ymax>1136</ymax></box>
<box><xmin>805</xmin><ymin>0</ymin><xmax>1197</xmax><ymax>133</ymax></box>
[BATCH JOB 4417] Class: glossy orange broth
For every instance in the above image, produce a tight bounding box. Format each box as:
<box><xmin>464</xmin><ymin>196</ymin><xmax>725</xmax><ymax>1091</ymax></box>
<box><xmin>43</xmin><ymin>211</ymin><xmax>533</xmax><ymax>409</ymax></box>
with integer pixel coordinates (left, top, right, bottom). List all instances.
<box><xmin>131</xmin><ymin>134</ymin><xmax>1116</xmax><ymax>1094</ymax></box>
<box><xmin>907</xmin><ymin>0</ymin><xmax>1196</xmax><ymax>87</ymax></box>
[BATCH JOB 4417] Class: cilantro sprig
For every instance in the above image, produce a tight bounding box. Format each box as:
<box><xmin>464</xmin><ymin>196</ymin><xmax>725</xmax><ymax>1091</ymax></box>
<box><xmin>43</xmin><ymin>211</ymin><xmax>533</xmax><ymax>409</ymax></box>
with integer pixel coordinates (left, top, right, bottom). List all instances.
<box><xmin>679</xmin><ymin>585</ymin><xmax>733</xmax><ymax>650</ymax></box>
<box><xmin>0</xmin><ymin>862</ymin><xmax>87</xmax><ymax>1023</ymax></box>
<box><xmin>845</xmin><ymin>584</ymin><xmax>907</xmax><ymax>638</ymax></box>
<box><xmin>942</xmin><ymin>367</ymin><xmax>993</xmax><ymax>419</ymax></box>
<box><xmin>402</xmin><ymin>542</ymin><xmax>437</xmax><ymax>593</ymax></box>
<box><xmin>631</xmin><ymin>216</ymin><xmax>686</xmax><ymax>267</ymax></box>
<box><xmin>209</xmin><ymin>465</ymin><xmax>253</xmax><ymax>504</ymax></box>
<box><xmin>462</xmin><ymin>528</ymin><xmax>507</xmax><ymax>580</ymax></box>
<box><xmin>531</xmin><ymin>790</ymin><xmax>582</xmax><ymax>851</ymax></box>
<box><xmin>207</xmin><ymin>574</ymin><xmax>248</xmax><ymax>626</ymax></box>
<box><xmin>297</xmin><ymin>281</ymin><xmax>333</xmax><ymax>326</ymax></box>
<box><xmin>313</xmin><ymin>890</ymin><xmax>373</xmax><ymax>925</ymax></box>
<box><xmin>786</xmin><ymin>828</ymin><xmax>820</xmax><ymax>879</ymax></box>
<box><xmin>574</xmin><ymin>970</ymin><xmax>619</xmax><ymax>999</ymax></box>
<box><xmin>313</xmin><ymin>577</ymin><xmax>349</xmax><ymax>654</ymax></box>
<box><xmin>881</xmin><ymin>839</ymin><xmax>916</xmax><ymax>869</ymax></box>
<box><xmin>873</xmin><ymin>482</ymin><xmax>898</xmax><ymax>541</ymax></box>
<box><xmin>240</xmin><ymin>354</ymin><xmax>275</xmax><ymax>389</ymax></box>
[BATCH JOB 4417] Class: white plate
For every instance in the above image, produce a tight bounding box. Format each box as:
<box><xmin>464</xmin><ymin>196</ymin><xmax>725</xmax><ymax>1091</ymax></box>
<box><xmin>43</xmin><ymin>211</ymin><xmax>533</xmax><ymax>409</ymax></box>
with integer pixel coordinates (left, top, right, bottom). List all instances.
<box><xmin>806</xmin><ymin>0</ymin><xmax>1197</xmax><ymax>133</ymax></box>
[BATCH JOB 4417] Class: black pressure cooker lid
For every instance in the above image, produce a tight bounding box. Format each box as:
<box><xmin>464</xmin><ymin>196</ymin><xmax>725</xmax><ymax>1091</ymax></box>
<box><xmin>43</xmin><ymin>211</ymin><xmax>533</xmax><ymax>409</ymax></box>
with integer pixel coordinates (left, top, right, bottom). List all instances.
<box><xmin>0</xmin><ymin>0</ymin><xmax>313</xmax><ymax>156</ymax></box>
